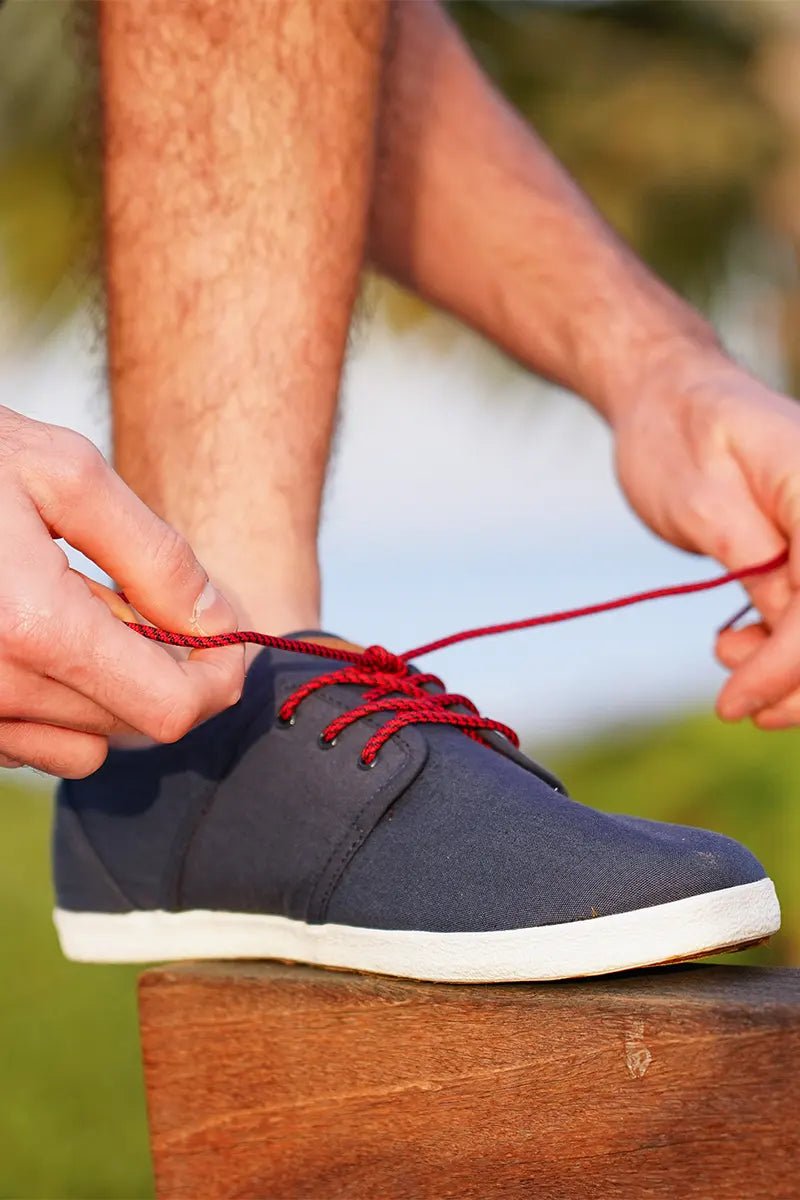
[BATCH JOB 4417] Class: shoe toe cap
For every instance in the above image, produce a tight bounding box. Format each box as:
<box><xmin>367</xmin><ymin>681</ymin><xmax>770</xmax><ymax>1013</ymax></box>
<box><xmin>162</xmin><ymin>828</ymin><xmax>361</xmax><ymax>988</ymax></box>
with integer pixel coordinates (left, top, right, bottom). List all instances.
<box><xmin>325</xmin><ymin>743</ymin><xmax>767</xmax><ymax>933</ymax></box>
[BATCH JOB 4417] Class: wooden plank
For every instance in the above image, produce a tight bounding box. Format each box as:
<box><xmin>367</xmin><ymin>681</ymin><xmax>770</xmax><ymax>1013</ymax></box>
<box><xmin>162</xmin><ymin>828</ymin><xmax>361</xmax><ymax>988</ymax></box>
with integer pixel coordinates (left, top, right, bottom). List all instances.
<box><xmin>139</xmin><ymin>962</ymin><xmax>800</xmax><ymax>1200</ymax></box>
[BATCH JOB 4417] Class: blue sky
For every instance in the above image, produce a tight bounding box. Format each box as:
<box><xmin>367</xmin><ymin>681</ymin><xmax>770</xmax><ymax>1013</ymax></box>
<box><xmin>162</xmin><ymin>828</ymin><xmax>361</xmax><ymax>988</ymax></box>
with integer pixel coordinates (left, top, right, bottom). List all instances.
<box><xmin>1</xmin><ymin>297</ymin><xmax>778</xmax><ymax>747</ymax></box>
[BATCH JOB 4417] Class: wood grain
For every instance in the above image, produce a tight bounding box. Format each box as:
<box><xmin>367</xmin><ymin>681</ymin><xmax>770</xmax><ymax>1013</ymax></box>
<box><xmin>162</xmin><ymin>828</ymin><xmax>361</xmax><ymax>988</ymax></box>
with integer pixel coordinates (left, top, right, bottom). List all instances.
<box><xmin>139</xmin><ymin>962</ymin><xmax>800</xmax><ymax>1200</ymax></box>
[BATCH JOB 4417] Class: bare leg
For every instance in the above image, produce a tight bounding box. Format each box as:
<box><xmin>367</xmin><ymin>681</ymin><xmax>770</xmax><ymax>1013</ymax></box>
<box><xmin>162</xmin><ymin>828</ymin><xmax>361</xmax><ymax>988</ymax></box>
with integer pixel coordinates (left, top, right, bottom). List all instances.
<box><xmin>102</xmin><ymin>0</ymin><xmax>387</xmax><ymax>634</ymax></box>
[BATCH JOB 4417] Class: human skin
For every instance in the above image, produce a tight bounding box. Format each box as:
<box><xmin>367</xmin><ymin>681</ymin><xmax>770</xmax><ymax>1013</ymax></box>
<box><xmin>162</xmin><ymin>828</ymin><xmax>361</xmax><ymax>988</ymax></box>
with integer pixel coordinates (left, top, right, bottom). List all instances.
<box><xmin>0</xmin><ymin>0</ymin><xmax>389</xmax><ymax>773</ymax></box>
<box><xmin>0</xmin><ymin>404</ymin><xmax>243</xmax><ymax>775</ymax></box>
<box><xmin>103</xmin><ymin>0</ymin><xmax>389</xmax><ymax>637</ymax></box>
<box><xmin>2</xmin><ymin>0</ymin><xmax>799</xmax><ymax>777</ymax></box>
<box><xmin>370</xmin><ymin>0</ymin><xmax>800</xmax><ymax>730</ymax></box>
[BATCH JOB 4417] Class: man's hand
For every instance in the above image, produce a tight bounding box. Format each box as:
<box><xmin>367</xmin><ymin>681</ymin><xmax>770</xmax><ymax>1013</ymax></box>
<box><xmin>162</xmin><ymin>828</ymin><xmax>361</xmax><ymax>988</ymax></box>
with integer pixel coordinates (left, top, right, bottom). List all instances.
<box><xmin>613</xmin><ymin>347</ymin><xmax>800</xmax><ymax>729</ymax></box>
<box><xmin>0</xmin><ymin>407</ymin><xmax>244</xmax><ymax>777</ymax></box>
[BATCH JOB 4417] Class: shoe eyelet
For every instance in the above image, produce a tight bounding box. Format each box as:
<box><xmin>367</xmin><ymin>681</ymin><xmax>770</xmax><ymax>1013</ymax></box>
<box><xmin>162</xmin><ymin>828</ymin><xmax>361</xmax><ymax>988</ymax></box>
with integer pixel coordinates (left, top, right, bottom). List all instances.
<box><xmin>357</xmin><ymin>752</ymin><xmax>378</xmax><ymax>771</ymax></box>
<box><xmin>277</xmin><ymin>712</ymin><xmax>297</xmax><ymax>729</ymax></box>
<box><xmin>317</xmin><ymin>733</ymin><xmax>338</xmax><ymax>750</ymax></box>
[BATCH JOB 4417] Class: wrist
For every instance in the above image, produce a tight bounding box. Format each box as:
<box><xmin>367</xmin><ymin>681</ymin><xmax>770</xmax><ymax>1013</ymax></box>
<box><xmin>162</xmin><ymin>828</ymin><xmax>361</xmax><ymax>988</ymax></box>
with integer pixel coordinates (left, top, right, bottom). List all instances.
<box><xmin>578</xmin><ymin>297</ymin><xmax>725</xmax><ymax>428</ymax></box>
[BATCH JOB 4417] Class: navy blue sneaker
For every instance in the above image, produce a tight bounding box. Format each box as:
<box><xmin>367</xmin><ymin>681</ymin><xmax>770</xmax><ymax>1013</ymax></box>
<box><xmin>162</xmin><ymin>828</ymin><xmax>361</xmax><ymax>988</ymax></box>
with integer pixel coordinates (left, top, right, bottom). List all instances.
<box><xmin>52</xmin><ymin>637</ymin><xmax>779</xmax><ymax>982</ymax></box>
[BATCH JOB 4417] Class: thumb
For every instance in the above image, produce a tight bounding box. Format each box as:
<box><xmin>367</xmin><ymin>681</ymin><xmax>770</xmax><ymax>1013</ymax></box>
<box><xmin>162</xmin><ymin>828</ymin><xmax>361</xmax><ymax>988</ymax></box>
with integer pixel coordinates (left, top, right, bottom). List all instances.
<box><xmin>31</xmin><ymin>446</ymin><xmax>237</xmax><ymax>635</ymax></box>
<box><xmin>702</xmin><ymin>490</ymin><xmax>790</xmax><ymax>630</ymax></box>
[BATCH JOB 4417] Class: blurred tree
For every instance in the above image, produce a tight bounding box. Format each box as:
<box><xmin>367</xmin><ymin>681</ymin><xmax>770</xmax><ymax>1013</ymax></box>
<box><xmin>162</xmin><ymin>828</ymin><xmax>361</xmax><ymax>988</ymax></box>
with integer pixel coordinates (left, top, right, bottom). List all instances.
<box><xmin>381</xmin><ymin>1</ymin><xmax>786</xmax><ymax>348</ymax></box>
<box><xmin>0</xmin><ymin>0</ymin><xmax>98</xmax><ymax>343</ymax></box>
<box><xmin>744</xmin><ymin>3</ymin><xmax>800</xmax><ymax>391</ymax></box>
<box><xmin>450</xmin><ymin>0</ymin><xmax>779</xmax><ymax>305</ymax></box>
<box><xmin>0</xmin><ymin>0</ymin><xmax>789</xmax><ymax>346</ymax></box>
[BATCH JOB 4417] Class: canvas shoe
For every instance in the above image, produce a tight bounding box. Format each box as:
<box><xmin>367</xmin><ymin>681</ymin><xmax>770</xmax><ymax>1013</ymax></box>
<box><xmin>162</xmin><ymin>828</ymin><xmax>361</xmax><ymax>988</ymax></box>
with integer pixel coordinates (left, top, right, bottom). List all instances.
<box><xmin>52</xmin><ymin>636</ymin><xmax>780</xmax><ymax>983</ymax></box>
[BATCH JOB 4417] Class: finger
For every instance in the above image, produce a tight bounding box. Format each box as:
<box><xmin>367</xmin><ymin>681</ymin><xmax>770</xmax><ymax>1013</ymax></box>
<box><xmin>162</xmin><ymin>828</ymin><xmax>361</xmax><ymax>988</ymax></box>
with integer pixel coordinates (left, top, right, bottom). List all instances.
<box><xmin>717</xmin><ymin>595</ymin><xmax>800</xmax><ymax>721</ymax></box>
<box><xmin>740</xmin><ymin>473</ymin><xmax>800</xmax><ymax>726</ymax></box>
<box><xmin>25</xmin><ymin>430</ymin><xmax>236</xmax><ymax>634</ymax></box>
<box><xmin>47</xmin><ymin>577</ymin><xmax>244</xmax><ymax>742</ymax></box>
<box><xmin>0</xmin><ymin>754</ymin><xmax>22</xmax><ymax>770</ymax></box>
<box><xmin>741</xmin><ymin>554</ymin><xmax>791</xmax><ymax>629</ymax></box>
<box><xmin>0</xmin><ymin>665</ymin><xmax>130</xmax><ymax>735</ymax></box>
<box><xmin>72</xmin><ymin>570</ymin><xmax>137</xmax><ymax>623</ymax></box>
<box><xmin>716</xmin><ymin>622</ymin><xmax>800</xmax><ymax>728</ymax></box>
<box><xmin>699</xmin><ymin>483</ymin><xmax>790</xmax><ymax>627</ymax></box>
<box><xmin>715</xmin><ymin>622</ymin><xmax>767</xmax><ymax>671</ymax></box>
<box><xmin>754</xmin><ymin>692</ymin><xmax>800</xmax><ymax>730</ymax></box>
<box><xmin>0</xmin><ymin>721</ymin><xmax>108</xmax><ymax>779</ymax></box>
<box><xmin>71</xmin><ymin>569</ymin><xmax>186</xmax><ymax>666</ymax></box>
<box><xmin>0</xmin><ymin>503</ymin><xmax>244</xmax><ymax>741</ymax></box>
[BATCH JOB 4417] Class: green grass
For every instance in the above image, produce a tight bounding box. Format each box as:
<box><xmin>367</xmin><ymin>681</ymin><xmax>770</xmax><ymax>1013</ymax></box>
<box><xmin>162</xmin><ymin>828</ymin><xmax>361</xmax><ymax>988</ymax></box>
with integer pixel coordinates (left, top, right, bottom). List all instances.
<box><xmin>0</xmin><ymin>780</ymin><xmax>152</xmax><ymax>1200</ymax></box>
<box><xmin>1</xmin><ymin>710</ymin><xmax>798</xmax><ymax>1197</ymax></box>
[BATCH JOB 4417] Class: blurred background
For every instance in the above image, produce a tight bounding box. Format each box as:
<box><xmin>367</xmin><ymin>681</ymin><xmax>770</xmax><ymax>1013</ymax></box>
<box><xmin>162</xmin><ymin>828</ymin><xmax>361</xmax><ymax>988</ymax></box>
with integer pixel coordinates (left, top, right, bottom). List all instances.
<box><xmin>2</xmin><ymin>0</ymin><xmax>800</xmax><ymax>1195</ymax></box>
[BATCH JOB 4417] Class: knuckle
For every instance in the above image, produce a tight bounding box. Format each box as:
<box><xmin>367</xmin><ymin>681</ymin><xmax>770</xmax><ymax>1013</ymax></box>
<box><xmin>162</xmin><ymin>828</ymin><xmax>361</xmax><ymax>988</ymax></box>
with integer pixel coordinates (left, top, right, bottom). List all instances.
<box><xmin>51</xmin><ymin>431</ymin><xmax>106</xmax><ymax>495</ymax></box>
<box><xmin>0</xmin><ymin>603</ymin><xmax>50</xmax><ymax>664</ymax></box>
<box><xmin>149</xmin><ymin>522</ymin><xmax>197</xmax><ymax>589</ymax></box>
<box><xmin>683</xmin><ymin>491</ymin><xmax>731</xmax><ymax>560</ymax></box>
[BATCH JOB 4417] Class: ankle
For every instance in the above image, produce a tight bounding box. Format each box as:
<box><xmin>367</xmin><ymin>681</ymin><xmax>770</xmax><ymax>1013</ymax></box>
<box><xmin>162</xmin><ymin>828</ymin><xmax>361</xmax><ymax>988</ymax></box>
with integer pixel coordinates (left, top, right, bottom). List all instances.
<box><xmin>212</xmin><ymin>564</ymin><xmax>321</xmax><ymax>638</ymax></box>
<box><xmin>222</xmin><ymin>581</ymin><xmax>321</xmax><ymax>637</ymax></box>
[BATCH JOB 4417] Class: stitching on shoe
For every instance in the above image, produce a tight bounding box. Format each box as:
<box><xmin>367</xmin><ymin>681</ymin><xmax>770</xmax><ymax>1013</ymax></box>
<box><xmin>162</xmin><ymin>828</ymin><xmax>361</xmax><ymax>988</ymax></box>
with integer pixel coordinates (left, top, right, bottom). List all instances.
<box><xmin>172</xmin><ymin>700</ymin><xmax>280</xmax><ymax>909</ymax></box>
<box><xmin>308</xmin><ymin>726</ymin><xmax>424</xmax><ymax>925</ymax></box>
<box><xmin>172</xmin><ymin>677</ymin><xmax>416</xmax><ymax>918</ymax></box>
<box><xmin>164</xmin><ymin>773</ymin><xmax>225</xmax><ymax>910</ymax></box>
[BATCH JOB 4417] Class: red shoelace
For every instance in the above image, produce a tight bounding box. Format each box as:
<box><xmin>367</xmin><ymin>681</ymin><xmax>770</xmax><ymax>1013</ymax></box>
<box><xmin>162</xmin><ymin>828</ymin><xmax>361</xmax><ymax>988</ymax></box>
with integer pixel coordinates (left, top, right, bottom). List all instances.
<box><xmin>127</xmin><ymin>549</ymin><xmax>788</xmax><ymax>766</ymax></box>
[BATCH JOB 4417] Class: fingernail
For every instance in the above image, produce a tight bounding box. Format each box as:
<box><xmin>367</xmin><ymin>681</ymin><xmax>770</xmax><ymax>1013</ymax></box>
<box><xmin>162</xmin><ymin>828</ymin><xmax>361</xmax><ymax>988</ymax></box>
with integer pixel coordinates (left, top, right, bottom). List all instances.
<box><xmin>192</xmin><ymin>580</ymin><xmax>236</xmax><ymax>635</ymax></box>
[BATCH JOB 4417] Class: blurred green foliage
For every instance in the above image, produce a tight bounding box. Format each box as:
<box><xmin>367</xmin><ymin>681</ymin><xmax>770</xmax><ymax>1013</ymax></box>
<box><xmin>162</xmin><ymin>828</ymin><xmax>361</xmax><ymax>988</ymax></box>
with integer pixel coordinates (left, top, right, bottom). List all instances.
<box><xmin>0</xmin><ymin>2</ymin><xmax>797</xmax><ymax>1196</ymax></box>
<box><xmin>0</xmin><ymin>0</ymin><xmax>785</xmax><ymax>336</ymax></box>
<box><xmin>0</xmin><ymin>0</ymin><xmax>98</xmax><ymax>336</ymax></box>
<box><xmin>0</xmin><ymin>781</ymin><xmax>151</xmax><ymax>1200</ymax></box>
<box><xmin>450</xmin><ymin>0</ymin><xmax>780</xmax><ymax>305</ymax></box>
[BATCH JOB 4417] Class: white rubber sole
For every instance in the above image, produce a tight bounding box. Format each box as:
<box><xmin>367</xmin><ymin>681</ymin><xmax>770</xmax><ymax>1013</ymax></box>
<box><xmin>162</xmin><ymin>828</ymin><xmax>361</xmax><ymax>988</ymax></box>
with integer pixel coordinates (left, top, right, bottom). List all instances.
<box><xmin>53</xmin><ymin>877</ymin><xmax>780</xmax><ymax>983</ymax></box>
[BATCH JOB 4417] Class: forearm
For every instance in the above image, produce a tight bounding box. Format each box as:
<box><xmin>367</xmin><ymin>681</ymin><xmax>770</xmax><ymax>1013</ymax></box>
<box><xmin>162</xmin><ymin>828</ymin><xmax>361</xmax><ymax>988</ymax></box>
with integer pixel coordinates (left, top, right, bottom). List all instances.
<box><xmin>370</xmin><ymin>1</ymin><xmax>722</xmax><ymax>423</ymax></box>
